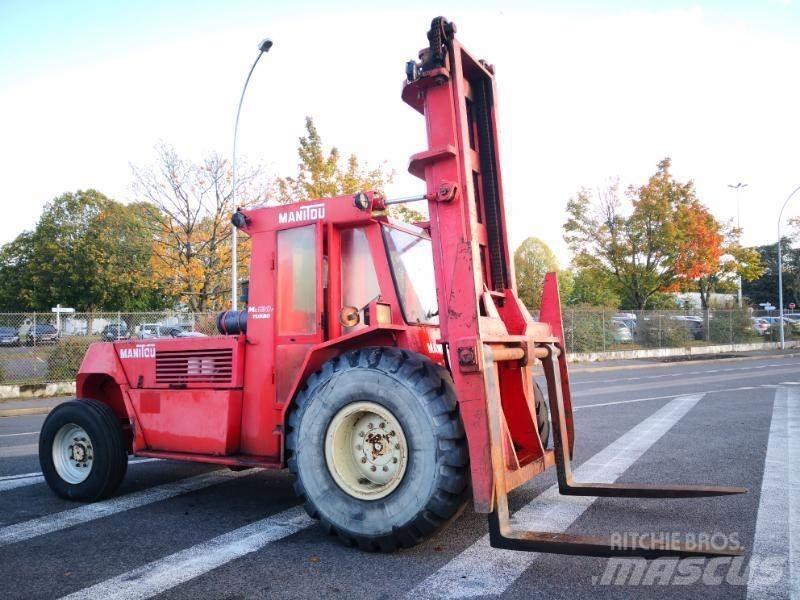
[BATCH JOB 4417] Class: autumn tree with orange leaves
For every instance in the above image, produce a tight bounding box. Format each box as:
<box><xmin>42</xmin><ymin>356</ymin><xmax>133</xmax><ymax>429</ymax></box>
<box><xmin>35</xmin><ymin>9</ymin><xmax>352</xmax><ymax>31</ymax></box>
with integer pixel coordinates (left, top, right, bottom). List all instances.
<box><xmin>564</xmin><ymin>158</ymin><xmax>749</xmax><ymax>309</ymax></box>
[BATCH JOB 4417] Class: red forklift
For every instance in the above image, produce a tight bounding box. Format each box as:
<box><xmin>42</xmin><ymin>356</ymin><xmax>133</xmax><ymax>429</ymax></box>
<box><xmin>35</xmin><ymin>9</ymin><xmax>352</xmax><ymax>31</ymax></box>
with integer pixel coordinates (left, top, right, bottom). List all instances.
<box><xmin>39</xmin><ymin>17</ymin><xmax>744</xmax><ymax>557</ymax></box>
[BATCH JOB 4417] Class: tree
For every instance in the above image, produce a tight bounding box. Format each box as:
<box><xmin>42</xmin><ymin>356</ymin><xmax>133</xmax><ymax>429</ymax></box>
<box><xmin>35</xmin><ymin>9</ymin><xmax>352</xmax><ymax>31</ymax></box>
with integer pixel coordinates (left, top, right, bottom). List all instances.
<box><xmin>132</xmin><ymin>144</ymin><xmax>267</xmax><ymax>312</ymax></box>
<box><xmin>273</xmin><ymin>117</ymin><xmax>422</xmax><ymax>223</ymax></box>
<box><xmin>0</xmin><ymin>190</ymin><xmax>164</xmax><ymax>311</ymax></box>
<box><xmin>514</xmin><ymin>237</ymin><xmax>558</xmax><ymax>310</ymax></box>
<box><xmin>742</xmin><ymin>239</ymin><xmax>800</xmax><ymax>307</ymax></box>
<box><xmin>691</xmin><ymin>224</ymin><xmax>763</xmax><ymax>309</ymax></box>
<box><xmin>564</xmin><ymin>158</ymin><xmax>720</xmax><ymax>309</ymax></box>
<box><xmin>566</xmin><ymin>267</ymin><xmax>620</xmax><ymax>307</ymax></box>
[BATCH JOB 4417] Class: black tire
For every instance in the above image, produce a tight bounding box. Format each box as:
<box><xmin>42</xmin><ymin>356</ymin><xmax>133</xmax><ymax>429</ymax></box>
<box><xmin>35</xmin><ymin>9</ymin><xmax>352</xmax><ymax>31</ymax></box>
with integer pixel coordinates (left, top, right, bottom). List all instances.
<box><xmin>534</xmin><ymin>381</ymin><xmax>550</xmax><ymax>448</ymax></box>
<box><xmin>286</xmin><ymin>347</ymin><xmax>469</xmax><ymax>551</ymax></box>
<box><xmin>39</xmin><ymin>399</ymin><xmax>128</xmax><ymax>501</ymax></box>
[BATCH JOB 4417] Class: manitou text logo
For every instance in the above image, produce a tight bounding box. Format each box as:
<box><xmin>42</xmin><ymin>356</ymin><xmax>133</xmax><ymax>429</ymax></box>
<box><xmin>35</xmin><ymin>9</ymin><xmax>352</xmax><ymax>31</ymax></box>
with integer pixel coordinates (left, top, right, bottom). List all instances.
<box><xmin>278</xmin><ymin>203</ymin><xmax>325</xmax><ymax>224</ymax></box>
<box><xmin>119</xmin><ymin>344</ymin><xmax>156</xmax><ymax>360</ymax></box>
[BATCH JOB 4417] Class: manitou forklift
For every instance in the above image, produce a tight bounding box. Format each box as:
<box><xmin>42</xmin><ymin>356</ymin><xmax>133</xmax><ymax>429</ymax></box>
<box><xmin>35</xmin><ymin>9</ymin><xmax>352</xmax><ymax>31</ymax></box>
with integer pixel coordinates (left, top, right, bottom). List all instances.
<box><xmin>39</xmin><ymin>17</ymin><xmax>745</xmax><ymax>557</ymax></box>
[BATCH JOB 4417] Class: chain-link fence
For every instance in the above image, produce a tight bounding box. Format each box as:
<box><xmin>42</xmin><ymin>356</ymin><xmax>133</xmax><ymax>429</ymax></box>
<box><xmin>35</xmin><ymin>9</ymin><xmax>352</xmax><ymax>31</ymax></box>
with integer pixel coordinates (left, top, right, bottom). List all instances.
<box><xmin>0</xmin><ymin>308</ymin><xmax>795</xmax><ymax>385</ymax></box>
<box><xmin>558</xmin><ymin>308</ymin><xmax>800</xmax><ymax>354</ymax></box>
<box><xmin>0</xmin><ymin>312</ymin><xmax>219</xmax><ymax>385</ymax></box>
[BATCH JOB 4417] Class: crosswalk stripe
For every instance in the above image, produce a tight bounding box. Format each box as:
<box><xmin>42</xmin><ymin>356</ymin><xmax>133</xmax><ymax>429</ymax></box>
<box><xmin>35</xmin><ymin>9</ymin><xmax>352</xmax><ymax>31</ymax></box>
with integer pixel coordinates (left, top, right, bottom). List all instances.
<box><xmin>408</xmin><ymin>394</ymin><xmax>706</xmax><ymax>599</ymax></box>
<box><xmin>0</xmin><ymin>468</ymin><xmax>255</xmax><ymax>547</ymax></box>
<box><xmin>0</xmin><ymin>458</ymin><xmax>158</xmax><ymax>493</ymax></box>
<box><xmin>60</xmin><ymin>505</ymin><xmax>314</xmax><ymax>600</ymax></box>
<box><xmin>0</xmin><ymin>443</ymin><xmax>39</xmax><ymax>458</ymax></box>
<box><xmin>746</xmin><ymin>386</ymin><xmax>799</xmax><ymax>599</ymax></box>
<box><xmin>0</xmin><ymin>474</ymin><xmax>44</xmax><ymax>492</ymax></box>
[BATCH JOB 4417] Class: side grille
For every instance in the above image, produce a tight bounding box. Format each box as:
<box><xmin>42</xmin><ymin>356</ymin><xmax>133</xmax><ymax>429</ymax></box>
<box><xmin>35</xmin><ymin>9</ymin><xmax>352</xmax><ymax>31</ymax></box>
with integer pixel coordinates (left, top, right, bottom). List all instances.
<box><xmin>155</xmin><ymin>348</ymin><xmax>233</xmax><ymax>385</ymax></box>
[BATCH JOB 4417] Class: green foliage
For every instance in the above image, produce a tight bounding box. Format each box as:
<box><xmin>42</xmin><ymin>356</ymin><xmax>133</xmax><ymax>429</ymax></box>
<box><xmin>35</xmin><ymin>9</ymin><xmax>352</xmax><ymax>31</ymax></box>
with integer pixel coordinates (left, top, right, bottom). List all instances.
<box><xmin>47</xmin><ymin>337</ymin><xmax>93</xmax><ymax>381</ymax></box>
<box><xmin>566</xmin><ymin>268</ymin><xmax>620</xmax><ymax>307</ymax></box>
<box><xmin>637</xmin><ymin>315</ymin><xmax>692</xmax><ymax>348</ymax></box>
<box><xmin>0</xmin><ymin>190</ymin><xmax>166</xmax><ymax>312</ymax></box>
<box><xmin>742</xmin><ymin>239</ymin><xmax>800</xmax><ymax>308</ymax></box>
<box><xmin>514</xmin><ymin>237</ymin><xmax>558</xmax><ymax>310</ymax></box>
<box><xmin>708</xmin><ymin>310</ymin><xmax>759</xmax><ymax>344</ymax></box>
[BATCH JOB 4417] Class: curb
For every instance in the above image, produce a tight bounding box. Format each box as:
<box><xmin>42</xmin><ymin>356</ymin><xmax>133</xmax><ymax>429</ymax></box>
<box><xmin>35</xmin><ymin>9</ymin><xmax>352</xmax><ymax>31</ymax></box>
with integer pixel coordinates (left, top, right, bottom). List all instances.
<box><xmin>569</xmin><ymin>352</ymin><xmax>799</xmax><ymax>373</ymax></box>
<box><xmin>0</xmin><ymin>381</ymin><xmax>75</xmax><ymax>401</ymax></box>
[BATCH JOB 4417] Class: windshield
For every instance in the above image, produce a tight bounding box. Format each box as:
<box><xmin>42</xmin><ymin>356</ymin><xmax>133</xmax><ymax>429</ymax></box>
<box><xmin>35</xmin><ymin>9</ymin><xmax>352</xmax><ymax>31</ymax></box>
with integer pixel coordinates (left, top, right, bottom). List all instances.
<box><xmin>382</xmin><ymin>225</ymin><xmax>439</xmax><ymax>325</ymax></box>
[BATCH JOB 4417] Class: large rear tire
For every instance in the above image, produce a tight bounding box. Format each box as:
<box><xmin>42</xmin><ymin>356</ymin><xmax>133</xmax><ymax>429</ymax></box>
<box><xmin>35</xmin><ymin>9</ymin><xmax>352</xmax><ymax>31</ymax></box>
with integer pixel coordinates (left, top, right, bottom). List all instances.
<box><xmin>39</xmin><ymin>399</ymin><xmax>128</xmax><ymax>501</ymax></box>
<box><xmin>286</xmin><ymin>347</ymin><xmax>469</xmax><ymax>551</ymax></box>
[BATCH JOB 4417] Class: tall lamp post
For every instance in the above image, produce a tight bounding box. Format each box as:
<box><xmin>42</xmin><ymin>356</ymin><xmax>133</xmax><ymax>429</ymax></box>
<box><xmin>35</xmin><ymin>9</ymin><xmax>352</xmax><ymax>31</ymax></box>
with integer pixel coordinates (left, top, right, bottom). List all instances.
<box><xmin>728</xmin><ymin>182</ymin><xmax>748</xmax><ymax>307</ymax></box>
<box><xmin>778</xmin><ymin>184</ymin><xmax>800</xmax><ymax>349</ymax></box>
<box><xmin>231</xmin><ymin>38</ymin><xmax>273</xmax><ymax>311</ymax></box>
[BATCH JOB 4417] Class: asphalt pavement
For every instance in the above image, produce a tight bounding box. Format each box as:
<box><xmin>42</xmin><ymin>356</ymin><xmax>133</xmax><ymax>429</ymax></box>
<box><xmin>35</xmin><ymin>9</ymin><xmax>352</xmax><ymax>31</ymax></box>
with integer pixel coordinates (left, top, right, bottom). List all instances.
<box><xmin>0</xmin><ymin>354</ymin><xmax>797</xmax><ymax>599</ymax></box>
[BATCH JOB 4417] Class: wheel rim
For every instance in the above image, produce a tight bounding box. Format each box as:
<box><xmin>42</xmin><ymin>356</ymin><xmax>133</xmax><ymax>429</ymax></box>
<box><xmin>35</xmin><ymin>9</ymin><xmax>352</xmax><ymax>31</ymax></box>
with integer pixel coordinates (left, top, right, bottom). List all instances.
<box><xmin>325</xmin><ymin>401</ymin><xmax>408</xmax><ymax>500</ymax></box>
<box><xmin>52</xmin><ymin>423</ymin><xmax>94</xmax><ymax>484</ymax></box>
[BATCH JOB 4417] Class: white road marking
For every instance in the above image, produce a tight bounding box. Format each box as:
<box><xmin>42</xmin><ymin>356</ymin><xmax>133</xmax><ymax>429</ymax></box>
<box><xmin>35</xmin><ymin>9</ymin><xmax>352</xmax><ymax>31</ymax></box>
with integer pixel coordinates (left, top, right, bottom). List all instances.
<box><xmin>0</xmin><ymin>443</ymin><xmax>39</xmax><ymax>458</ymax></box>
<box><xmin>570</xmin><ymin>361</ymin><xmax>798</xmax><ymax>387</ymax></box>
<box><xmin>0</xmin><ymin>458</ymin><xmax>158</xmax><ymax>493</ymax></box>
<box><xmin>60</xmin><ymin>505</ymin><xmax>314</xmax><ymax>600</ymax></box>
<box><xmin>0</xmin><ymin>431</ymin><xmax>38</xmax><ymax>437</ymax></box>
<box><xmin>746</xmin><ymin>387</ymin><xmax>799</xmax><ymax>599</ymax></box>
<box><xmin>0</xmin><ymin>468</ymin><xmax>255</xmax><ymax>546</ymax></box>
<box><xmin>0</xmin><ymin>474</ymin><xmax>45</xmax><ymax>491</ymax></box>
<box><xmin>574</xmin><ymin>384</ymin><xmax>770</xmax><ymax>410</ymax></box>
<box><xmin>779</xmin><ymin>382</ymin><xmax>800</xmax><ymax>386</ymax></box>
<box><xmin>409</xmin><ymin>394</ymin><xmax>706</xmax><ymax>599</ymax></box>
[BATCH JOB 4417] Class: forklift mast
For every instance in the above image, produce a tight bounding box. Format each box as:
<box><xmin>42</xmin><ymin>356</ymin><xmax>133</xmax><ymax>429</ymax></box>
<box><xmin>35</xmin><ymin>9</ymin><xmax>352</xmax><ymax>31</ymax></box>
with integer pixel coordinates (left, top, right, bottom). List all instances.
<box><xmin>402</xmin><ymin>18</ymin><xmax>745</xmax><ymax>557</ymax></box>
<box><xmin>402</xmin><ymin>17</ymin><xmax>566</xmax><ymax>513</ymax></box>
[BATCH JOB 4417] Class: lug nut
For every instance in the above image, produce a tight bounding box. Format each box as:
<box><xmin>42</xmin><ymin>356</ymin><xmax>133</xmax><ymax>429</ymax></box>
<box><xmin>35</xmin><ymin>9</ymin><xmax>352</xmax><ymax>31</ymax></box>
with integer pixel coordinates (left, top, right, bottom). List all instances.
<box><xmin>359</xmin><ymin>431</ymin><xmax>365</xmax><ymax>437</ymax></box>
<box><xmin>368</xmin><ymin>422</ymin><xmax>374</xmax><ymax>429</ymax></box>
<box><xmin>395</xmin><ymin>443</ymin><xmax>400</xmax><ymax>450</ymax></box>
<box><xmin>361</xmin><ymin>457</ymin><xmax>367</xmax><ymax>463</ymax></box>
<box><xmin>379</xmin><ymin>422</ymin><xmax>385</xmax><ymax>429</ymax></box>
<box><xmin>382</xmin><ymin>466</ymin><xmax>388</xmax><ymax>472</ymax></box>
<box><xmin>370</xmin><ymin>465</ymin><xmax>377</xmax><ymax>472</ymax></box>
<box><xmin>393</xmin><ymin>457</ymin><xmax>398</xmax><ymax>464</ymax></box>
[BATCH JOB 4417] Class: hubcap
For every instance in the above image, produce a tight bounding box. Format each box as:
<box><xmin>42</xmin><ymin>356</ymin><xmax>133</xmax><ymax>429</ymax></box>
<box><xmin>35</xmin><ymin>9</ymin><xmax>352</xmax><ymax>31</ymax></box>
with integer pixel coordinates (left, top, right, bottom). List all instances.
<box><xmin>325</xmin><ymin>402</ymin><xmax>408</xmax><ymax>500</ymax></box>
<box><xmin>52</xmin><ymin>423</ymin><xmax>94</xmax><ymax>484</ymax></box>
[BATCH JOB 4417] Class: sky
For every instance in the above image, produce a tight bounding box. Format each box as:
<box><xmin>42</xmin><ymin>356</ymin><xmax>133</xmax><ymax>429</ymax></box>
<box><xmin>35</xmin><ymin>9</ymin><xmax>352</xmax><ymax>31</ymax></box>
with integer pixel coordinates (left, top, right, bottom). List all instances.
<box><xmin>0</xmin><ymin>0</ymin><xmax>798</xmax><ymax>265</ymax></box>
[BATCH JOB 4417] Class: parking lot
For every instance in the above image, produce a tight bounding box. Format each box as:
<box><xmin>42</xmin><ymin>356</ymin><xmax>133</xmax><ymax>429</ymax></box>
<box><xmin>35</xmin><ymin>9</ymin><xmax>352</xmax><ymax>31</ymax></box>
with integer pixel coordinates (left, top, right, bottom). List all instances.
<box><xmin>0</xmin><ymin>354</ymin><xmax>797</xmax><ymax>599</ymax></box>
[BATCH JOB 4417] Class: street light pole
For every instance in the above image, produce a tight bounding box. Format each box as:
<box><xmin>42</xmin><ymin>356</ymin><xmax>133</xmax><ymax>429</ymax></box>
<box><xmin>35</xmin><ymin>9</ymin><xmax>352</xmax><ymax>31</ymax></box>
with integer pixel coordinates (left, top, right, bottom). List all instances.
<box><xmin>728</xmin><ymin>182</ymin><xmax>748</xmax><ymax>307</ymax></box>
<box><xmin>777</xmin><ymin>184</ymin><xmax>800</xmax><ymax>349</ymax></box>
<box><xmin>231</xmin><ymin>38</ymin><xmax>273</xmax><ymax>311</ymax></box>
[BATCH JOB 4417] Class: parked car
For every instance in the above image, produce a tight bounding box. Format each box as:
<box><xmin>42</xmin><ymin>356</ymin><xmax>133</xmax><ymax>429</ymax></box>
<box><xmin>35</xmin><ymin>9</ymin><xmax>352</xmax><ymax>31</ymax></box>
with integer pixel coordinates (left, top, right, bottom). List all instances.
<box><xmin>669</xmin><ymin>315</ymin><xmax>704</xmax><ymax>340</ymax></box>
<box><xmin>752</xmin><ymin>317</ymin><xmax>770</xmax><ymax>335</ymax></box>
<box><xmin>174</xmin><ymin>331</ymin><xmax>207</xmax><ymax>338</ymax></box>
<box><xmin>0</xmin><ymin>326</ymin><xmax>20</xmax><ymax>346</ymax></box>
<box><xmin>609</xmin><ymin>319</ymin><xmax>633</xmax><ymax>343</ymax></box>
<box><xmin>138</xmin><ymin>323</ymin><xmax>198</xmax><ymax>339</ymax></box>
<box><xmin>762</xmin><ymin>316</ymin><xmax>800</xmax><ymax>334</ymax></box>
<box><xmin>26</xmin><ymin>323</ymin><xmax>60</xmax><ymax>345</ymax></box>
<box><xmin>101</xmin><ymin>322</ymin><xmax>130</xmax><ymax>341</ymax></box>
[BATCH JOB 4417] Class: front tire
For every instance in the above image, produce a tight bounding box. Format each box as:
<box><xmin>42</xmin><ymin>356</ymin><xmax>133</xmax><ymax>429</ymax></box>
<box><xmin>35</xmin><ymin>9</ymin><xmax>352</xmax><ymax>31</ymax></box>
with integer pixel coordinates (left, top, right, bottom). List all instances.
<box><xmin>39</xmin><ymin>399</ymin><xmax>128</xmax><ymax>501</ymax></box>
<box><xmin>286</xmin><ymin>348</ymin><xmax>469</xmax><ymax>551</ymax></box>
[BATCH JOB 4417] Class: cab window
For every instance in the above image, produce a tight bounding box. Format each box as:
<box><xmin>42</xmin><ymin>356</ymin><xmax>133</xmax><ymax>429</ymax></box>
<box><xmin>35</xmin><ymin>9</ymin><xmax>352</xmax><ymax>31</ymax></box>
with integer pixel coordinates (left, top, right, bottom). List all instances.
<box><xmin>276</xmin><ymin>225</ymin><xmax>317</xmax><ymax>335</ymax></box>
<box><xmin>340</xmin><ymin>227</ymin><xmax>381</xmax><ymax>332</ymax></box>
